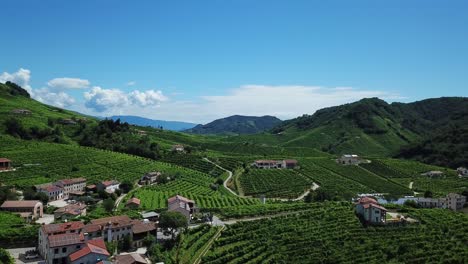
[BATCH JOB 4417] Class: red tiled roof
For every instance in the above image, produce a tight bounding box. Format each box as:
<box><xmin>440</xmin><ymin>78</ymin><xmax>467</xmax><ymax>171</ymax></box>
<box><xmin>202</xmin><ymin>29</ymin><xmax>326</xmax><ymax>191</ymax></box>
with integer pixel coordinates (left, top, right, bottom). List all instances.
<box><xmin>48</xmin><ymin>233</ymin><xmax>85</xmax><ymax>248</ymax></box>
<box><xmin>283</xmin><ymin>159</ymin><xmax>298</xmax><ymax>164</ymax></box>
<box><xmin>38</xmin><ymin>185</ymin><xmax>63</xmax><ymax>193</ymax></box>
<box><xmin>131</xmin><ymin>221</ymin><xmax>156</xmax><ymax>234</ymax></box>
<box><xmin>357</xmin><ymin>197</ymin><xmax>378</xmax><ymax>205</ymax></box>
<box><xmin>115</xmin><ymin>253</ymin><xmax>148</xmax><ymax>264</ymax></box>
<box><xmin>126</xmin><ymin>198</ymin><xmax>141</xmax><ymax>206</ymax></box>
<box><xmin>57</xmin><ymin>177</ymin><xmax>86</xmax><ymax>185</ymax></box>
<box><xmin>101</xmin><ymin>180</ymin><xmax>119</xmax><ymax>187</ymax></box>
<box><xmin>69</xmin><ymin>239</ymin><xmax>109</xmax><ymax>261</ymax></box>
<box><xmin>363</xmin><ymin>203</ymin><xmax>387</xmax><ymax>211</ymax></box>
<box><xmin>0</xmin><ymin>158</ymin><xmax>11</xmax><ymax>162</ymax></box>
<box><xmin>54</xmin><ymin>203</ymin><xmax>86</xmax><ymax>215</ymax></box>
<box><xmin>83</xmin><ymin>224</ymin><xmax>101</xmax><ymax>233</ymax></box>
<box><xmin>255</xmin><ymin>160</ymin><xmax>279</xmax><ymax>164</ymax></box>
<box><xmin>90</xmin><ymin>215</ymin><xmax>132</xmax><ymax>228</ymax></box>
<box><xmin>168</xmin><ymin>195</ymin><xmax>194</xmax><ymax>204</ymax></box>
<box><xmin>1</xmin><ymin>200</ymin><xmax>42</xmax><ymax>208</ymax></box>
<box><xmin>42</xmin><ymin>221</ymin><xmax>84</xmax><ymax>234</ymax></box>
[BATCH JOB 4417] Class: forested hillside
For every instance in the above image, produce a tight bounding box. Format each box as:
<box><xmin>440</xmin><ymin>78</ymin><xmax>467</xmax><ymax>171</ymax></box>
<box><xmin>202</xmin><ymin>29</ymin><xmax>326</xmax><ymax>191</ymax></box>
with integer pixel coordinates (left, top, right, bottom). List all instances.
<box><xmin>185</xmin><ymin>115</ymin><xmax>282</xmax><ymax>135</ymax></box>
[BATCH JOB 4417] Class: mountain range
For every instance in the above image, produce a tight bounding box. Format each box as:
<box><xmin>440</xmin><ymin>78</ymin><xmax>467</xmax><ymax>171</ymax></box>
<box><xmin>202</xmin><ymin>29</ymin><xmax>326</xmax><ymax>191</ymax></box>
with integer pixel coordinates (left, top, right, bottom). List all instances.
<box><xmin>184</xmin><ymin>115</ymin><xmax>282</xmax><ymax>135</ymax></box>
<box><xmin>108</xmin><ymin>115</ymin><xmax>197</xmax><ymax>131</ymax></box>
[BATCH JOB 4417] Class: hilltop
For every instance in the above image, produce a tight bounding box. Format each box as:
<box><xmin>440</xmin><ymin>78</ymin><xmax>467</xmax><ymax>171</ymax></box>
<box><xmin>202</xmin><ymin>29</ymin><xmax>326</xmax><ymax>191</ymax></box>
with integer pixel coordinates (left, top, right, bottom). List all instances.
<box><xmin>109</xmin><ymin>115</ymin><xmax>197</xmax><ymax>131</ymax></box>
<box><xmin>185</xmin><ymin>115</ymin><xmax>282</xmax><ymax>135</ymax></box>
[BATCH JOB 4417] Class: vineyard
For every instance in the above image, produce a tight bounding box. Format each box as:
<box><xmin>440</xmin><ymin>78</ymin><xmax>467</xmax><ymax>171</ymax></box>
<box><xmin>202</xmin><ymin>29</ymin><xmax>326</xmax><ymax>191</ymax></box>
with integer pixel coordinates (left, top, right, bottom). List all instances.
<box><xmin>0</xmin><ymin>136</ymin><xmax>210</xmax><ymax>187</ymax></box>
<box><xmin>203</xmin><ymin>203</ymin><xmax>468</xmax><ymax>264</ymax></box>
<box><xmin>160</xmin><ymin>153</ymin><xmax>225</xmax><ymax>178</ymax></box>
<box><xmin>0</xmin><ymin>212</ymin><xmax>38</xmax><ymax>248</ymax></box>
<box><xmin>239</xmin><ymin>168</ymin><xmax>312</xmax><ymax>198</ymax></box>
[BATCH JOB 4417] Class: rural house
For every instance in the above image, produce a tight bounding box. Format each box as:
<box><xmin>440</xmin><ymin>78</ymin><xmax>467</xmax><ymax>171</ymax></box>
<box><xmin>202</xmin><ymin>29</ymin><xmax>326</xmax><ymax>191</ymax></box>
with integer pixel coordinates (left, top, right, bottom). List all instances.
<box><xmin>37</xmin><ymin>184</ymin><xmax>65</xmax><ymax>201</ymax></box>
<box><xmin>421</xmin><ymin>171</ymin><xmax>444</xmax><ymax>178</ymax></box>
<box><xmin>0</xmin><ymin>200</ymin><xmax>43</xmax><ymax>221</ymax></box>
<box><xmin>126</xmin><ymin>197</ymin><xmax>141</xmax><ymax>209</ymax></box>
<box><xmin>172</xmin><ymin>144</ymin><xmax>185</xmax><ymax>152</ymax></box>
<box><xmin>86</xmin><ymin>215</ymin><xmax>134</xmax><ymax>242</ymax></box>
<box><xmin>337</xmin><ymin>154</ymin><xmax>362</xmax><ymax>165</ymax></box>
<box><xmin>97</xmin><ymin>180</ymin><xmax>120</xmax><ymax>194</ymax></box>
<box><xmin>54</xmin><ymin>203</ymin><xmax>87</xmax><ymax>221</ymax></box>
<box><xmin>457</xmin><ymin>167</ymin><xmax>468</xmax><ymax>177</ymax></box>
<box><xmin>139</xmin><ymin>171</ymin><xmax>161</xmax><ymax>185</ymax></box>
<box><xmin>355</xmin><ymin>197</ymin><xmax>387</xmax><ymax>224</ymax></box>
<box><xmin>445</xmin><ymin>193</ymin><xmax>466</xmax><ymax>211</ymax></box>
<box><xmin>68</xmin><ymin>239</ymin><xmax>110</xmax><ymax>264</ymax></box>
<box><xmin>168</xmin><ymin>195</ymin><xmax>197</xmax><ymax>220</ymax></box>
<box><xmin>253</xmin><ymin>159</ymin><xmax>299</xmax><ymax>169</ymax></box>
<box><xmin>0</xmin><ymin>158</ymin><xmax>12</xmax><ymax>171</ymax></box>
<box><xmin>131</xmin><ymin>220</ymin><xmax>157</xmax><ymax>248</ymax></box>
<box><xmin>55</xmin><ymin>178</ymin><xmax>87</xmax><ymax>199</ymax></box>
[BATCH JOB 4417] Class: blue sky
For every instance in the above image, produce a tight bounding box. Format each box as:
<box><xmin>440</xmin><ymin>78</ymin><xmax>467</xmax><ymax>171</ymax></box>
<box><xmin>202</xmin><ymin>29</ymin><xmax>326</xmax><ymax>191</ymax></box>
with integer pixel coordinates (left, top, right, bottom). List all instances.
<box><xmin>1</xmin><ymin>0</ymin><xmax>467</xmax><ymax>123</ymax></box>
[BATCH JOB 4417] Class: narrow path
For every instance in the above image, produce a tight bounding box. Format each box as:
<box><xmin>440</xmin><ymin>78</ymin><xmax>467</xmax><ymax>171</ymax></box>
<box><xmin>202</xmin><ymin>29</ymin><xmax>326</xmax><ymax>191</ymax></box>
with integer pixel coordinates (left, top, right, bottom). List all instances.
<box><xmin>203</xmin><ymin>158</ymin><xmax>238</xmax><ymax>197</ymax></box>
<box><xmin>409</xmin><ymin>181</ymin><xmax>414</xmax><ymax>189</ymax></box>
<box><xmin>114</xmin><ymin>194</ymin><xmax>126</xmax><ymax>210</ymax></box>
<box><xmin>193</xmin><ymin>226</ymin><xmax>225</xmax><ymax>264</ymax></box>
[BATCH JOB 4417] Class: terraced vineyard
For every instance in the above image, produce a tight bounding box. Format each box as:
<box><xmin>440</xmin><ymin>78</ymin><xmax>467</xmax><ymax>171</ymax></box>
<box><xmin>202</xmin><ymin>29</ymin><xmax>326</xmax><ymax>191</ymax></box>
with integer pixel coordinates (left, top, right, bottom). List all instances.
<box><xmin>0</xmin><ymin>136</ymin><xmax>207</xmax><ymax>187</ymax></box>
<box><xmin>360</xmin><ymin>159</ymin><xmax>410</xmax><ymax>178</ymax></box>
<box><xmin>160</xmin><ymin>153</ymin><xmax>225</xmax><ymax>177</ymax></box>
<box><xmin>0</xmin><ymin>212</ymin><xmax>38</xmax><ymax>248</ymax></box>
<box><xmin>203</xmin><ymin>203</ymin><xmax>468</xmax><ymax>264</ymax></box>
<box><xmin>239</xmin><ymin>168</ymin><xmax>312</xmax><ymax>198</ymax></box>
<box><xmin>312</xmin><ymin>158</ymin><xmax>412</xmax><ymax>196</ymax></box>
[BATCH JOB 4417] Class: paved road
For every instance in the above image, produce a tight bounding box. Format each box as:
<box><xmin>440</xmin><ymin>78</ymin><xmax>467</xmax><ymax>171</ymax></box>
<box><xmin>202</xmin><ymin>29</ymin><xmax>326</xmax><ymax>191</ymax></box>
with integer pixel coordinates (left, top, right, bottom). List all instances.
<box><xmin>203</xmin><ymin>158</ymin><xmax>238</xmax><ymax>196</ymax></box>
<box><xmin>114</xmin><ymin>194</ymin><xmax>126</xmax><ymax>210</ymax></box>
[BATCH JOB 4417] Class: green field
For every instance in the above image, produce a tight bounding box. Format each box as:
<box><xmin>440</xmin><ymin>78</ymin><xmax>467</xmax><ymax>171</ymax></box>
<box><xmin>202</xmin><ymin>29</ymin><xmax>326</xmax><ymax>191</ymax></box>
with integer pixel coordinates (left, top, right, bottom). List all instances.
<box><xmin>0</xmin><ymin>212</ymin><xmax>38</xmax><ymax>248</ymax></box>
<box><xmin>203</xmin><ymin>203</ymin><xmax>468</xmax><ymax>264</ymax></box>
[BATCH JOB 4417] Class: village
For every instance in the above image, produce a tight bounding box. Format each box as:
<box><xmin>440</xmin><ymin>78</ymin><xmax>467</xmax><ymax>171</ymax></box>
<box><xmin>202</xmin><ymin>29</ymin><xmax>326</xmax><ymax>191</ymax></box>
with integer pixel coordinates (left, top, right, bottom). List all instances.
<box><xmin>0</xmin><ymin>152</ymin><xmax>467</xmax><ymax>264</ymax></box>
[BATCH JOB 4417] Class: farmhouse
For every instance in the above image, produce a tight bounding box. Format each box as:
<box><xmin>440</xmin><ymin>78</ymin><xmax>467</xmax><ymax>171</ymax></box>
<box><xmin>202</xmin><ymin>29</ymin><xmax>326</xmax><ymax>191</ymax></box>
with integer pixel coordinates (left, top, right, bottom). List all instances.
<box><xmin>37</xmin><ymin>184</ymin><xmax>64</xmax><ymax>201</ymax></box>
<box><xmin>172</xmin><ymin>144</ymin><xmax>185</xmax><ymax>152</ymax></box>
<box><xmin>168</xmin><ymin>195</ymin><xmax>197</xmax><ymax>220</ymax></box>
<box><xmin>54</xmin><ymin>203</ymin><xmax>87</xmax><ymax>220</ymax></box>
<box><xmin>0</xmin><ymin>158</ymin><xmax>12</xmax><ymax>171</ymax></box>
<box><xmin>69</xmin><ymin>239</ymin><xmax>110</xmax><ymax>264</ymax></box>
<box><xmin>10</xmin><ymin>108</ymin><xmax>32</xmax><ymax>115</ymax></box>
<box><xmin>87</xmin><ymin>215</ymin><xmax>134</xmax><ymax>242</ymax></box>
<box><xmin>421</xmin><ymin>171</ymin><xmax>444</xmax><ymax>177</ymax></box>
<box><xmin>337</xmin><ymin>154</ymin><xmax>362</xmax><ymax>165</ymax></box>
<box><xmin>253</xmin><ymin>159</ymin><xmax>299</xmax><ymax>169</ymax></box>
<box><xmin>97</xmin><ymin>180</ymin><xmax>120</xmax><ymax>194</ymax></box>
<box><xmin>126</xmin><ymin>197</ymin><xmax>141</xmax><ymax>209</ymax></box>
<box><xmin>457</xmin><ymin>167</ymin><xmax>468</xmax><ymax>177</ymax></box>
<box><xmin>139</xmin><ymin>171</ymin><xmax>161</xmax><ymax>185</ymax></box>
<box><xmin>0</xmin><ymin>200</ymin><xmax>43</xmax><ymax>221</ymax></box>
<box><xmin>56</xmin><ymin>177</ymin><xmax>87</xmax><ymax>199</ymax></box>
<box><xmin>414</xmin><ymin>193</ymin><xmax>466</xmax><ymax>211</ymax></box>
<box><xmin>131</xmin><ymin>220</ymin><xmax>157</xmax><ymax>248</ymax></box>
<box><xmin>38</xmin><ymin>221</ymin><xmax>85</xmax><ymax>262</ymax></box>
<box><xmin>355</xmin><ymin>197</ymin><xmax>387</xmax><ymax>224</ymax></box>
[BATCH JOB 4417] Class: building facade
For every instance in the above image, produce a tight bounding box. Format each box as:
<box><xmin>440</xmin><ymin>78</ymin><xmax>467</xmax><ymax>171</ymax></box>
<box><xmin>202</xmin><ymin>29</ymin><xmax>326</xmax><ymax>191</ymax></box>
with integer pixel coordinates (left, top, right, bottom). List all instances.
<box><xmin>0</xmin><ymin>158</ymin><xmax>12</xmax><ymax>171</ymax></box>
<box><xmin>355</xmin><ymin>197</ymin><xmax>387</xmax><ymax>224</ymax></box>
<box><xmin>337</xmin><ymin>154</ymin><xmax>361</xmax><ymax>165</ymax></box>
<box><xmin>168</xmin><ymin>195</ymin><xmax>197</xmax><ymax>220</ymax></box>
<box><xmin>0</xmin><ymin>200</ymin><xmax>43</xmax><ymax>220</ymax></box>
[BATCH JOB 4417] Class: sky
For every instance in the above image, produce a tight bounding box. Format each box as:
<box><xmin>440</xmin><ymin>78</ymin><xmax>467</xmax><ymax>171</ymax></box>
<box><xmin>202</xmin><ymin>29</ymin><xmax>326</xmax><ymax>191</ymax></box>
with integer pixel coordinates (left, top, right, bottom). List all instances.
<box><xmin>1</xmin><ymin>0</ymin><xmax>467</xmax><ymax>123</ymax></box>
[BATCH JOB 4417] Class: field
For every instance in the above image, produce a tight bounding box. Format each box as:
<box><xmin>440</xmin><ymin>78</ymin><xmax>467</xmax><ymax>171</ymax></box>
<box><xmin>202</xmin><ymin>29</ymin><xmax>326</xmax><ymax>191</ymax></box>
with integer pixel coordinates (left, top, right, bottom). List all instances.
<box><xmin>203</xmin><ymin>203</ymin><xmax>468</xmax><ymax>264</ymax></box>
<box><xmin>0</xmin><ymin>212</ymin><xmax>38</xmax><ymax>248</ymax></box>
<box><xmin>239</xmin><ymin>168</ymin><xmax>312</xmax><ymax>199</ymax></box>
<box><xmin>0</xmin><ymin>135</ymin><xmax>212</xmax><ymax>187</ymax></box>
<box><xmin>160</xmin><ymin>153</ymin><xmax>225</xmax><ymax>177</ymax></box>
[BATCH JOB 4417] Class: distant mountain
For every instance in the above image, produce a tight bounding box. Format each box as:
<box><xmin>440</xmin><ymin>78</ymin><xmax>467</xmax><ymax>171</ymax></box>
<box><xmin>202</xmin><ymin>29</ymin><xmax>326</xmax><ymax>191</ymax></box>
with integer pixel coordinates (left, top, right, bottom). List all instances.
<box><xmin>185</xmin><ymin>115</ymin><xmax>282</xmax><ymax>135</ymax></box>
<box><xmin>270</xmin><ymin>97</ymin><xmax>468</xmax><ymax>166</ymax></box>
<box><xmin>109</xmin><ymin>115</ymin><xmax>197</xmax><ymax>131</ymax></box>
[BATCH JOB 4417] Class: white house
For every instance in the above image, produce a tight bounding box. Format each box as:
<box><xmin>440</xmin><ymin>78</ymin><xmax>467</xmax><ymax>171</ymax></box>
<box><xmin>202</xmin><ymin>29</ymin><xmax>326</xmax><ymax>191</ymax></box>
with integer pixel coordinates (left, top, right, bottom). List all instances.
<box><xmin>97</xmin><ymin>180</ymin><xmax>120</xmax><ymax>194</ymax></box>
<box><xmin>355</xmin><ymin>197</ymin><xmax>387</xmax><ymax>224</ymax></box>
<box><xmin>337</xmin><ymin>154</ymin><xmax>362</xmax><ymax>165</ymax></box>
<box><xmin>37</xmin><ymin>184</ymin><xmax>64</xmax><ymax>201</ymax></box>
<box><xmin>172</xmin><ymin>144</ymin><xmax>185</xmax><ymax>152</ymax></box>
<box><xmin>55</xmin><ymin>178</ymin><xmax>87</xmax><ymax>199</ymax></box>
<box><xmin>421</xmin><ymin>171</ymin><xmax>444</xmax><ymax>178</ymax></box>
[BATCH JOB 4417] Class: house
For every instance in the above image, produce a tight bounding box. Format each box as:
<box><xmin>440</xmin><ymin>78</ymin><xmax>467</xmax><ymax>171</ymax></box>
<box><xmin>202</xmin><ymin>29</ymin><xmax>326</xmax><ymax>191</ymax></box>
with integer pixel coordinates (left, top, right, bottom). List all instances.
<box><xmin>97</xmin><ymin>180</ymin><xmax>120</xmax><ymax>194</ymax></box>
<box><xmin>114</xmin><ymin>253</ymin><xmax>149</xmax><ymax>264</ymax></box>
<box><xmin>69</xmin><ymin>239</ymin><xmax>110</xmax><ymax>264</ymax></box>
<box><xmin>54</xmin><ymin>203</ymin><xmax>87</xmax><ymax>220</ymax></box>
<box><xmin>445</xmin><ymin>193</ymin><xmax>466</xmax><ymax>211</ymax></box>
<box><xmin>125</xmin><ymin>198</ymin><xmax>141</xmax><ymax>209</ymax></box>
<box><xmin>0</xmin><ymin>158</ymin><xmax>12</xmax><ymax>171</ymax></box>
<box><xmin>457</xmin><ymin>167</ymin><xmax>468</xmax><ymax>177</ymax></box>
<box><xmin>131</xmin><ymin>220</ymin><xmax>157</xmax><ymax>248</ymax></box>
<box><xmin>0</xmin><ymin>200</ymin><xmax>43</xmax><ymax>221</ymax></box>
<box><xmin>171</xmin><ymin>144</ymin><xmax>185</xmax><ymax>152</ymax></box>
<box><xmin>421</xmin><ymin>171</ymin><xmax>444</xmax><ymax>178</ymax></box>
<box><xmin>253</xmin><ymin>159</ymin><xmax>299</xmax><ymax>169</ymax></box>
<box><xmin>355</xmin><ymin>197</ymin><xmax>387</xmax><ymax>224</ymax></box>
<box><xmin>139</xmin><ymin>172</ymin><xmax>161</xmax><ymax>185</ymax></box>
<box><xmin>86</xmin><ymin>184</ymin><xmax>97</xmax><ymax>193</ymax></box>
<box><xmin>415</xmin><ymin>197</ymin><xmax>443</xmax><ymax>208</ymax></box>
<box><xmin>10</xmin><ymin>108</ymin><xmax>32</xmax><ymax>115</ymax></box>
<box><xmin>55</xmin><ymin>178</ymin><xmax>87</xmax><ymax>199</ymax></box>
<box><xmin>140</xmin><ymin>211</ymin><xmax>159</xmax><ymax>222</ymax></box>
<box><xmin>168</xmin><ymin>195</ymin><xmax>197</xmax><ymax>220</ymax></box>
<box><xmin>282</xmin><ymin>159</ymin><xmax>298</xmax><ymax>169</ymax></box>
<box><xmin>337</xmin><ymin>154</ymin><xmax>362</xmax><ymax>165</ymax></box>
<box><xmin>85</xmin><ymin>215</ymin><xmax>133</xmax><ymax>242</ymax></box>
<box><xmin>37</xmin><ymin>184</ymin><xmax>65</xmax><ymax>201</ymax></box>
<box><xmin>38</xmin><ymin>221</ymin><xmax>85</xmax><ymax>263</ymax></box>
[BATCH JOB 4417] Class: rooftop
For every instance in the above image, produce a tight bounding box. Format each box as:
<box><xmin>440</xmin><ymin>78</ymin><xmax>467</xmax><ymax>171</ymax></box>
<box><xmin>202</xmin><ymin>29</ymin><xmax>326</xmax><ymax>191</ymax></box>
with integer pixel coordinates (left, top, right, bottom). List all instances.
<box><xmin>168</xmin><ymin>195</ymin><xmax>195</xmax><ymax>204</ymax></box>
<box><xmin>90</xmin><ymin>215</ymin><xmax>132</xmax><ymax>227</ymax></box>
<box><xmin>42</xmin><ymin>221</ymin><xmax>84</xmax><ymax>234</ymax></box>
<box><xmin>0</xmin><ymin>158</ymin><xmax>11</xmax><ymax>163</ymax></box>
<box><xmin>69</xmin><ymin>239</ymin><xmax>109</xmax><ymax>261</ymax></box>
<box><xmin>48</xmin><ymin>232</ymin><xmax>85</xmax><ymax>248</ymax></box>
<box><xmin>1</xmin><ymin>200</ymin><xmax>42</xmax><ymax>208</ymax></box>
<box><xmin>126</xmin><ymin>197</ymin><xmax>141</xmax><ymax>206</ymax></box>
<box><xmin>132</xmin><ymin>220</ymin><xmax>156</xmax><ymax>234</ymax></box>
<box><xmin>115</xmin><ymin>253</ymin><xmax>148</xmax><ymax>264</ymax></box>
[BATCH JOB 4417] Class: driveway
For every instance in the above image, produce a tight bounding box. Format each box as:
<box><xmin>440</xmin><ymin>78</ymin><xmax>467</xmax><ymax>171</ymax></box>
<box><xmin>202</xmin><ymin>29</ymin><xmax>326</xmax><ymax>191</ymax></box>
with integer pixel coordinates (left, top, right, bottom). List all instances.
<box><xmin>6</xmin><ymin>247</ymin><xmax>44</xmax><ymax>264</ymax></box>
<box><xmin>36</xmin><ymin>214</ymin><xmax>54</xmax><ymax>225</ymax></box>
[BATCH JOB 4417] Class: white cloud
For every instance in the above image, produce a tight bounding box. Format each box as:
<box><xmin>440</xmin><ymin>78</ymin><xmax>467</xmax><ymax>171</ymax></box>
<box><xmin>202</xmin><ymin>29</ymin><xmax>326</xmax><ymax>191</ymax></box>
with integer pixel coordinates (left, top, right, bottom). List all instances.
<box><xmin>34</xmin><ymin>88</ymin><xmax>76</xmax><ymax>108</ymax></box>
<box><xmin>126</xmin><ymin>81</ymin><xmax>136</xmax><ymax>86</ymax></box>
<box><xmin>129</xmin><ymin>90</ymin><xmax>167</xmax><ymax>107</ymax></box>
<box><xmin>117</xmin><ymin>85</ymin><xmax>403</xmax><ymax>123</ymax></box>
<box><xmin>47</xmin><ymin>77</ymin><xmax>90</xmax><ymax>89</ymax></box>
<box><xmin>84</xmin><ymin>86</ymin><xmax>129</xmax><ymax>112</ymax></box>
<box><xmin>0</xmin><ymin>68</ymin><xmax>33</xmax><ymax>94</ymax></box>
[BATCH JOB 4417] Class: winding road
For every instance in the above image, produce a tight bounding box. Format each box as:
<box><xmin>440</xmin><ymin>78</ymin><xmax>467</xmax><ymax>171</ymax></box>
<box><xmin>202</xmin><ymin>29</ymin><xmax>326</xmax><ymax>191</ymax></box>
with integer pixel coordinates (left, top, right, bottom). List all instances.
<box><xmin>203</xmin><ymin>158</ymin><xmax>238</xmax><ymax>196</ymax></box>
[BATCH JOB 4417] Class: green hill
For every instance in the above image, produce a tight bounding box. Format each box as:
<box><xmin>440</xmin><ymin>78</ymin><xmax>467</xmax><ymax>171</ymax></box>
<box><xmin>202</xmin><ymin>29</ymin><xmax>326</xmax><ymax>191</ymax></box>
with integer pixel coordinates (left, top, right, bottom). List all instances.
<box><xmin>185</xmin><ymin>115</ymin><xmax>282</xmax><ymax>135</ymax></box>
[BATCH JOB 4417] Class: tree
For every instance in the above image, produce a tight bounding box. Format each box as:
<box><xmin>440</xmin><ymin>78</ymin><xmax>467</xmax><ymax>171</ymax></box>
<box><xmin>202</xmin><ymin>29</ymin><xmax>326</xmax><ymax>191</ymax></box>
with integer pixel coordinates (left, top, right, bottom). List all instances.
<box><xmin>143</xmin><ymin>234</ymin><xmax>156</xmax><ymax>248</ymax></box>
<box><xmin>0</xmin><ymin>248</ymin><xmax>14</xmax><ymax>264</ymax></box>
<box><xmin>119</xmin><ymin>235</ymin><xmax>132</xmax><ymax>251</ymax></box>
<box><xmin>424</xmin><ymin>190</ymin><xmax>433</xmax><ymax>198</ymax></box>
<box><xmin>119</xmin><ymin>180</ymin><xmax>133</xmax><ymax>193</ymax></box>
<box><xmin>304</xmin><ymin>192</ymin><xmax>313</xmax><ymax>203</ymax></box>
<box><xmin>103</xmin><ymin>198</ymin><xmax>115</xmax><ymax>212</ymax></box>
<box><xmin>404</xmin><ymin>199</ymin><xmax>418</xmax><ymax>208</ymax></box>
<box><xmin>159</xmin><ymin>211</ymin><xmax>188</xmax><ymax>240</ymax></box>
<box><xmin>35</xmin><ymin>192</ymin><xmax>49</xmax><ymax>205</ymax></box>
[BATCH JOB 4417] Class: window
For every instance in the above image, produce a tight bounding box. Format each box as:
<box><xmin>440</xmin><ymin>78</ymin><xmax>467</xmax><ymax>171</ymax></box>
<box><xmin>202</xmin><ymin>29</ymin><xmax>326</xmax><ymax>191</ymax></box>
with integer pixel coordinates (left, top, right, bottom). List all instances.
<box><xmin>62</xmin><ymin>247</ymin><xmax>67</xmax><ymax>253</ymax></box>
<box><xmin>54</xmin><ymin>248</ymin><xmax>59</xmax><ymax>254</ymax></box>
<box><xmin>76</xmin><ymin>245</ymin><xmax>81</xmax><ymax>249</ymax></box>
